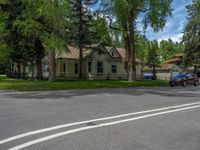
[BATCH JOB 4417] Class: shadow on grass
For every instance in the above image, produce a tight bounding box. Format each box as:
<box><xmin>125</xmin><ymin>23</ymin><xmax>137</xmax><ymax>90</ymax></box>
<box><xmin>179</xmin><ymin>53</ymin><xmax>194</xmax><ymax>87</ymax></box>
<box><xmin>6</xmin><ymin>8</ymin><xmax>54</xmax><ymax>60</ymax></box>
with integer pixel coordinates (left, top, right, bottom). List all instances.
<box><xmin>0</xmin><ymin>79</ymin><xmax>168</xmax><ymax>91</ymax></box>
<box><xmin>1</xmin><ymin>77</ymin><xmax>199</xmax><ymax>99</ymax></box>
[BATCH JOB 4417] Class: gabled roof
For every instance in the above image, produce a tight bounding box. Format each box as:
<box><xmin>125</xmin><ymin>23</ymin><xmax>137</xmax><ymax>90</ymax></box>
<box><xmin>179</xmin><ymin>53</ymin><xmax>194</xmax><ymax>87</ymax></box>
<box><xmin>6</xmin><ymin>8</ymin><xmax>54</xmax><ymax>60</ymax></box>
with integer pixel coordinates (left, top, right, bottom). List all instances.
<box><xmin>115</xmin><ymin>47</ymin><xmax>141</xmax><ymax>62</ymax></box>
<box><xmin>57</xmin><ymin>44</ymin><xmax>141</xmax><ymax>63</ymax></box>
<box><xmin>164</xmin><ymin>53</ymin><xmax>184</xmax><ymax>64</ymax></box>
<box><xmin>57</xmin><ymin>46</ymin><xmax>93</xmax><ymax>59</ymax></box>
<box><xmin>88</xmin><ymin>44</ymin><xmax>113</xmax><ymax>58</ymax></box>
<box><xmin>165</xmin><ymin>58</ymin><xmax>182</xmax><ymax>64</ymax></box>
<box><xmin>143</xmin><ymin>64</ymin><xmax>183</xmax><ymax>71</ymax></box>
<box><xmin>115</xmin><ymin>47</ymin><xmax>126</xmax><ymax>59</ymax></box>
<box><xmin>105</xmin><ymin>46</ymin><xmax>122</xmax><ymax>59</ymax></box>
<box><xmin>175</xmin><ymin>54</ymin><xmax>184</xmax><ymax>57</ymax></box>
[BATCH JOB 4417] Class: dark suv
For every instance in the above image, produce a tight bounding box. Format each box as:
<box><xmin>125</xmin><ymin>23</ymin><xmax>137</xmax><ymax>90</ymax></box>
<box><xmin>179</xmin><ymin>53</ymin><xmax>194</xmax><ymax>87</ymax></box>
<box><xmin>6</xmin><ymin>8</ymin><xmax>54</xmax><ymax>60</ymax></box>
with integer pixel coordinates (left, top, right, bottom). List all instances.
<box><xmin>169</xmin><ymin>73</ymin><xmax>199</xmax><ymax>87</ymax></box>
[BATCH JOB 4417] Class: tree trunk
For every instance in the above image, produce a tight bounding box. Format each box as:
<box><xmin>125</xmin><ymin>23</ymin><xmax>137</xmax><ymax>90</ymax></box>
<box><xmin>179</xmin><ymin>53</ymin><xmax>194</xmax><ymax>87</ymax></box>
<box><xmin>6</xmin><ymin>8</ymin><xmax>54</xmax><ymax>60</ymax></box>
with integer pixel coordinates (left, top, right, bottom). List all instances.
<box><xmin>10</xmin><ymin>60</ymin><xmax>13</xmax><ymax>77</ymax></box>
<box><xmin>47</xmin><ymin>0</ymin><xmax>58</xmax><ymax>82</ymax></box>
<box><xmin>22</xmin><ymin>64</ymin><xmax>26</xmax><ymax>79</ymax></box>
<box><xmin>79</xmin><ymin>46</ymin><xmax>83</xmax><ymax>79</ymax></box>
<box><xmin>123</xmin><ymin>34</ymin><xmax>130</xmax><ymax>79</ymax></box>
<box><xmin>194</xmin><ymin>65</ymin><xmax>197</xmax><ymax>75</ymax></box>
<box><xmin>35</xmin><ymin>37</ymin><xmax>44</xmax><ymax>80</ymax></box>
<box><xmin>31</xmin><ymin>62</ymin><xmax>34</xmax><ymax>79</ymax></box>
<box><xmin>36</xmin><ymin>58</ymin><xmax>43</xmax><ymax>80</ymax></box>
<box><xmin>48</xmin><ymin>51</ymin><xmax>56</xmax><ymax>82</ymax></box>
<box><xmin>78</xmin><ymin>0</ymin><xmax>83</xmax><ymax>80</ymax></box>
<box><xmin>152</xmin><ymin>64</ymin><xmax>157</xmax><ymax>80</ymax></box>
<box><xmin>17</xmin><ymin>63</ymin><xmax>21</xmax><ymax>79</ymax></box>
<box><xmin>127</xmin><ymin>15</ymin><xmax>136</xmax><ymax>82</ymax></box>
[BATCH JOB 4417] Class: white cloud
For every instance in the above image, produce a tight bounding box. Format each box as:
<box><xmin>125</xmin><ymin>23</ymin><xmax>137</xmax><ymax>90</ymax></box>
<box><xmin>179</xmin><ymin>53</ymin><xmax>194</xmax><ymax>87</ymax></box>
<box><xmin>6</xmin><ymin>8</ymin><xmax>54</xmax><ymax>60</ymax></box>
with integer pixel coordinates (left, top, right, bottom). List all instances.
<box><xmin>157</xmin><ymin>33</ymin><xmax>183</xmax><ymax>43</ymax></box>
<box><xmin>141</xmin><ymin>0</ymin><xmax>193</xmax><ymax>43</ymax></box>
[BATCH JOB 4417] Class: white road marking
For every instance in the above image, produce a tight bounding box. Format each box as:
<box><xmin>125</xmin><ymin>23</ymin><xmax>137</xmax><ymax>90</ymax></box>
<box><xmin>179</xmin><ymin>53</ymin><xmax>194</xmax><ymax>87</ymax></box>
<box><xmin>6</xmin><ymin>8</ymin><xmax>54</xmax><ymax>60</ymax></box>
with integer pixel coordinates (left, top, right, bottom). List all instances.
<box><xmin>1</xmin><ymin>101</ymin><xmax>200</xmax><ymax>145</ymax></box>
<box><xmin>8</xmin><ymin>104</ymin><xmax>200</xmax><ymax>150</ymax></box>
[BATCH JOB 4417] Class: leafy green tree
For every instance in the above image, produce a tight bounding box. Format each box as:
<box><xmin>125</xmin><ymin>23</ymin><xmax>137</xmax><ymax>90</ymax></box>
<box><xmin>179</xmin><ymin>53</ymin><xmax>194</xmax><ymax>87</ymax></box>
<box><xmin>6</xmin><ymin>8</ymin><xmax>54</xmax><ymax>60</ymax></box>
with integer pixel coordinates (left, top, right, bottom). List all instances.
<box><xmin>101</xmin><ymin>0</ymin><xmax>172</xmax><ymax>82</ymax></box>
<box><xmin>108</xmin><ymin>21</ymin><xmax>124</xmax><ymax>48</ymax></box>
<box><xmin>14</xmin><ymin>0</ymin><xmax>70</xmax><ymax>81</ymax></box>
<box><xmin>0</xmin><ymin>0</ymin><xmax>38</xmax><ymax>78</ymax></box>
<box><xmin>93</xmin><ymin>13</ymin><xmax>112</xmax><ymax>46</ymax></box>
<box><xmin>0</xmin><ymin>43</ymin><xmax>9</xmax><ymax>74</ymax></box>
<box><xmin>159</xmin><ymin>38</ymin><xmax>184</xmax><ymax>62</ymax></box>
<box><xmin>183</xmin><ymin>0</ymin><xmax>200</xmax><ymax>68</ymax></box>
<box><xmin>135</xmin><ymin>35</ymin><xmax>150</xmax><ymax>65</ymax></box>
<box><xmin>68</xmin><ymin>0</ymin><xmax>98</xmax><ymax>79</ymax></box>
<box><xmin>160</xmin><ymin>39</ymin><xmax>174</xmax><ymax>61</ymax></box>
<box><xmin>147</xmin><ymin>40</ymin><xmax>160</xmax><ymax>80</ymax></box>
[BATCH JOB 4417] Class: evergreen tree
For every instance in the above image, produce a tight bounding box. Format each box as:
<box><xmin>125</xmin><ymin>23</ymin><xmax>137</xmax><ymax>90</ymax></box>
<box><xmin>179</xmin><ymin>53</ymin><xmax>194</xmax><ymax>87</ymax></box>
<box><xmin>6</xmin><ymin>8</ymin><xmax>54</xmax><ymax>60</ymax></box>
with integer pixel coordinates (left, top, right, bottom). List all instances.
<box><xmin>183</xmin><ymin>0</ymin><xmax>200</xmax><ymax>67</ymax></box>
<box><xmin>92</xmin><ymin>13</ymin><xmax>112</xmax><ymax>46</ymax></box>
<box><xmin>13</xmin><ymin>0</ymin><xmax>70</xmax><ymax>81</ymax></box>
<box><xmin>69</xmin><ymin>0</ymin><xmax>98</xmax><ymax>79</ymax></box>
<box><xmin>135</xmin><ymin>34</ymin><xmax>150</xmax><ymax>65</ymax></box>
<box><xmin>0</xmin><ymin>43</ymin><xmax>9</xmax><ymax>74</ymax></box>
<box><xmin>0</xmin><ymin>0</ymin><xmax>40</xmax><ymax>78</ymax></box>
<box><xmin>159</xmin><ymin>38</ymin><xmax>184</xmax><ymax>62</ymax></box>
<box><xmin>147</xmin><ymin>40</ymin><xmax>160</xmax><ymax>80</ymax></box>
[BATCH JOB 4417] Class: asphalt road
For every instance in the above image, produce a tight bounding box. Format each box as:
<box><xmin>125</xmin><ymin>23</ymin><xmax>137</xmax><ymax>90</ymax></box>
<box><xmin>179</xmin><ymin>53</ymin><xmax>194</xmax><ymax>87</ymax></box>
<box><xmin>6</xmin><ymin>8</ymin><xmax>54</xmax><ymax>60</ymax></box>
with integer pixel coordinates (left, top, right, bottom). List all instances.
<box><xmin>0</xmin><ymin>86</ymin><xmax>200</xmax><ymax>150</ymax></box>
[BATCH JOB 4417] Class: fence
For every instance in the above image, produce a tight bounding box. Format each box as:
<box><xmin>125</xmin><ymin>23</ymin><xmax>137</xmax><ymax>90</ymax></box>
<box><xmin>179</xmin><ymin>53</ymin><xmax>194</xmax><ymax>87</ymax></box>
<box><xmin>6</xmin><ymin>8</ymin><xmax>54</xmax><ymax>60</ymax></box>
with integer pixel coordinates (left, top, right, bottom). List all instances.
<box><xmin>51</xmin><ymin>73</ymin><xmax>145</xmax><ymax>81</ymax></box>
<box><xmin>9</xmin><ymin>72</ymin><xmax>169</xmax><ymax>81</ymax></box>
<box><xmin>9</xmin><ymin>73</ymin><xmax>29</xmax><ymax>79</ymax></box>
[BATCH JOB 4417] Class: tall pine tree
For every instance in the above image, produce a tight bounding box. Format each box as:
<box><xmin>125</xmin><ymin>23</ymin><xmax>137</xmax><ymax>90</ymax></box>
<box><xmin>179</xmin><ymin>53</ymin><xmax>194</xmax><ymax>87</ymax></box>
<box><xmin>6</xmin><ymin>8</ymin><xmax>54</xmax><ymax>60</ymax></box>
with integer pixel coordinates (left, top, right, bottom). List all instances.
<box><xmin>0</xmin><ymin>0</ymin><xmax>43</xmax><ymax>79</ymax></box>
<box><xmin>69</xmin><ymin>0</ymin><xmax>98</xmax><ymax>79</ymax></box>
<box><xmin>147</xmin><ymin>40</ymin><xmax>160</xmax><ymax>80</ymax></box>
<box><xmin>13</xmin><ymin>0</ymin><xmax>70</xmax><ymax>81</ymax></box>
<box><xmin>183</xmin><ymin>0</ymin><xmax>200</xmax><ymax>67</ymax></box>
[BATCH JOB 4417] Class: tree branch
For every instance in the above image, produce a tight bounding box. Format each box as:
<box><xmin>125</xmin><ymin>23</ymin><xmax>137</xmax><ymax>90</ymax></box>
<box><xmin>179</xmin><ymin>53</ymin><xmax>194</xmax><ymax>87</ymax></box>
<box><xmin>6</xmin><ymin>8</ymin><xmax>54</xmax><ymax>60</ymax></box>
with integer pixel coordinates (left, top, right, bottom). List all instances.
<box><xmin>135</xmin><ymin>8</ymin><xmax>151</xmax><ymax>13</ymax></box>
<box><xmin>106</xmin><ymin>16</ymin><xmax>125</xmax><ymax>32</ymax></box>
<box><xmin>84</xmin><ymin>0</ymin><xmax>98</xmax><ymax>5</ymax></box>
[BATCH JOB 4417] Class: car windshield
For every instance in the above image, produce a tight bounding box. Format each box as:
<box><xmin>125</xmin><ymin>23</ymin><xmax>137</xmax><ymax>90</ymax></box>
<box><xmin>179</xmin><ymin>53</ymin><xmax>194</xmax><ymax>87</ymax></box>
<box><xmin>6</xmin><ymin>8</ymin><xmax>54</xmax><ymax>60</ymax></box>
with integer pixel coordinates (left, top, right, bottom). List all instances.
<box><xmin>174</xmin><ymin>74</ymin><xmax>186</xmax><ymax>78</ymax></box>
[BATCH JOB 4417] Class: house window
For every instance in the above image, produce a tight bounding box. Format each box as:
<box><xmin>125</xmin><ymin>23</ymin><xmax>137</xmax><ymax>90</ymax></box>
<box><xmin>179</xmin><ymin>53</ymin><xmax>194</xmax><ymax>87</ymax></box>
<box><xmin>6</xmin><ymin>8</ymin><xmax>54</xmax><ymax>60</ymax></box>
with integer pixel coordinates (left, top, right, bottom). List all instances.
<box><xmin>63</xmin><ymin>63</ymin><xmax>66</xmax><ymax>73</ymax></box>
<box><xmin>74</xmin><ymin>63</ymin><xmax>78</xmax><ymax>74</ymax></box>
<box><xmin>97</xmin><ymin>61</ymin><xmax>103</xmax><ymax>73</ymax></box>
<box><xmin>111</xmin><ymin>65</ymin><xmax>117</xmax><ymax>73</ymax></box>
<box><xmin>88</xmin><ymin>62</ymin><xmax>92</xmax><ymax>73</ymax></box>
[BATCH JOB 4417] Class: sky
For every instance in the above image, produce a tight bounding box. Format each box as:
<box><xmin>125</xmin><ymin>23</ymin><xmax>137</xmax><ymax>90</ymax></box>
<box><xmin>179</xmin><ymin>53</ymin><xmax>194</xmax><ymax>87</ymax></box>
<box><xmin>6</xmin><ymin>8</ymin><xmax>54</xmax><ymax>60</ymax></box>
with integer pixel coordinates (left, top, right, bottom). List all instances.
<box><xmin>94</xmin><ymin>0</ymin><xmax>193</xmax><ymax>43</ymax></box>
<box><xmin>143</xmin><ymin>0</ymin><xmax>193</xmax><ymax>42</ymax></box>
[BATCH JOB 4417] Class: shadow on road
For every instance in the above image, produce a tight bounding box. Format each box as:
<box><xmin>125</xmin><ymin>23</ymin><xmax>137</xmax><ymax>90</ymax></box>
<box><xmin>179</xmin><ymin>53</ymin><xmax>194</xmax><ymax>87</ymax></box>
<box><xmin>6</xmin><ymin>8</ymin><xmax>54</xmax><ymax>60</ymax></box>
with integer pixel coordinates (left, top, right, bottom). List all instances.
<box><xmin>3</xmin><ymin>86</ymin><xmax>200</xmax><ymax>100</ymax></box>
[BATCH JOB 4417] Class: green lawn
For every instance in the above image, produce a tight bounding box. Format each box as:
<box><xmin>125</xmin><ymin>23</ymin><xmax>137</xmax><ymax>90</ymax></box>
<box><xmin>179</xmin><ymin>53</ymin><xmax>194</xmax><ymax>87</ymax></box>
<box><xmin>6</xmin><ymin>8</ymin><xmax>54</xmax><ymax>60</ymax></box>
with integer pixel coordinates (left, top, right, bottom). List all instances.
<box><xmin>0</xmin><ymin>75</ymin><xmax>168</xmax><ymax>91</ymax></box>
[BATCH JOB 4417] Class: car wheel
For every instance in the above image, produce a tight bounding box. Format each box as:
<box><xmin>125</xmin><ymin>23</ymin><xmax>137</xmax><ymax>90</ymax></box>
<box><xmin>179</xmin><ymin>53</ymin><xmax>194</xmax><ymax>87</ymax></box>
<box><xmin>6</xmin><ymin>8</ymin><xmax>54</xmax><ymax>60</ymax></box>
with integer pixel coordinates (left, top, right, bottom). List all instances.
<box><xmin>182</xmin><ymin>81</ymin><xmax>187</xmax><ymax>87</ymax></box>
<box><xmin>170</xmin><ymin>84</ymin><xmax>174</xmax><ymax>87</ymax></box>
<box><xmin>194</xmin><ymin>81</ymin><xmax>198</xmax><ymax>86</ymax></box>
